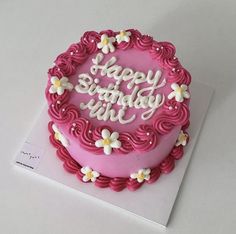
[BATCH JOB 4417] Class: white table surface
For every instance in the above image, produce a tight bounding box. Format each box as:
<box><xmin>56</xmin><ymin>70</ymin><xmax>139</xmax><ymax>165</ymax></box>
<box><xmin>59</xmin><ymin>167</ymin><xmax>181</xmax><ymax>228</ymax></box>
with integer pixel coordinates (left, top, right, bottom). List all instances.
<box><xmin>0</xmin><ymin>0</ymin><xmax>235</xmax><ymax>233</ymax></box>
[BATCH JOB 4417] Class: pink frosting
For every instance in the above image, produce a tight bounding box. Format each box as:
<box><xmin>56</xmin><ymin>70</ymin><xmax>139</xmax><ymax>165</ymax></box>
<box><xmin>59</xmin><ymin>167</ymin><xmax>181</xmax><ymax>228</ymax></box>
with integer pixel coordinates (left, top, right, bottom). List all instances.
<box><xmin>48</xmin><ymin>122</ymin><xmax>188</xmax><ymax>191</ymax></box>
<box><xmin>80</xmin><ymin>31</ymin><xmax>101</xmax><ymax>54</ymax></box>
<box><xmin>46</xmin><ymin>29</ymin><xmax>191</xmax><ymax>180</ymax></box>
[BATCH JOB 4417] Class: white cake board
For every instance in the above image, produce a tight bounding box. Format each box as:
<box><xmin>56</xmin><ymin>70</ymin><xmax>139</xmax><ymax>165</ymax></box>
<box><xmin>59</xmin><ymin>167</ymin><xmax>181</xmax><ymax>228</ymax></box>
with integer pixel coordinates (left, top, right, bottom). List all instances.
<box><xmin>14</xmin><ymin>81</ymin><xmax>213</xmax><ymax>228</ymax></box>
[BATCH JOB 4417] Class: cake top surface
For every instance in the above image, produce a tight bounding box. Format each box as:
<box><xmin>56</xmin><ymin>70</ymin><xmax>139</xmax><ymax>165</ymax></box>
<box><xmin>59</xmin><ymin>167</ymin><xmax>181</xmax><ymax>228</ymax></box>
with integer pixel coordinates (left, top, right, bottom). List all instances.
<box><xmin>46</xmin><ymin>29</ymin><xmax>191</xmax><ymax>155</ymax></box>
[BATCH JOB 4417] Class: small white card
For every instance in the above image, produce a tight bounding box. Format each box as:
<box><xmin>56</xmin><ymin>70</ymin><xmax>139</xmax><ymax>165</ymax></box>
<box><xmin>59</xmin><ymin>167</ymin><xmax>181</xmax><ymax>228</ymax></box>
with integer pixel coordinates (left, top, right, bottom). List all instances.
<box><xmin>14</xmin><ymin>81</ymin><xmax>213</xmax><ymax>228</ymax></box>
<box><xmin>15</xmin><ymin>141</ymin><xmax>44</xmax><ymax>170</ymax></box>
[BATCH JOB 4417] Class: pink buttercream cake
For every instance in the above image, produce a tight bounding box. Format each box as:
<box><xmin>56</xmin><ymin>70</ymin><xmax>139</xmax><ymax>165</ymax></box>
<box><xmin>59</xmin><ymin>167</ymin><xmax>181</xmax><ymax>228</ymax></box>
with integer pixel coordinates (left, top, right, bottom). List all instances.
<box><xmin>46</xmin><ymin>29</ymin><xmax>191</xmax><ymax>191</ymax></box>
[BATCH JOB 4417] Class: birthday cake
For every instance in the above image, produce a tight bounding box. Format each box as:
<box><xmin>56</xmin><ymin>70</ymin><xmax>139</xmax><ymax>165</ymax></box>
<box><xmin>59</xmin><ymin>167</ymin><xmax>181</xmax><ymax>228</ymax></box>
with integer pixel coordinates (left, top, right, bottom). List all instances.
<box><xmin>46</xmin><ymin>29</ymin><xmax>191</xmax><ymax>191</ymax></box>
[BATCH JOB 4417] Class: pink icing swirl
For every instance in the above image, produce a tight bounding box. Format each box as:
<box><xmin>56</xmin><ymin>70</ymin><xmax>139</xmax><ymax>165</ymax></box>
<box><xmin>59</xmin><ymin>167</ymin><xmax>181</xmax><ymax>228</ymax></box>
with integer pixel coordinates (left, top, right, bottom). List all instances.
<box><xmin>48</xmin><ymin>66</ymin><xmax>64</xmax><ymax>78</ymax></box>
<box><xmin>162</xmin><ymin>56</ymin><xmax>181</xmax><ymax>70</ymax></box>
<box><xmin>134</xmin><ymin>34</ymin><xmax>153</xmax><ymax>50</ymax></box>
<box><xmin>99</xmin><ymin>29</ymin><xmax>116</xmax><ymax>37</ymax></box>
<box><xmin>170</xmin><ymin>145</ymin><xmax>184</xmax><ymax>160</ymax></box>
<box><xmin>159</xmin><ymin>155</ymin><xmax>175</xmax><ymax>174</ymax></box>
<box><xmin>116</xmin><ymin>125</ymin><xmax>158</xmax><ymax>153</ymax></box>
<box><xmin>45</xmin><ymin>86</ymin><xmax>70</xmax><ymax>104</ymax></box>
<box><xmin>48</xmin><ymin>121</ymin><xmax>189</xmax><ymax>191</ymax></box>
<box><xmin>168</xmin><ymin>67</ymin><xmax>192</xmax><ymax>85</ymax></box>
<box><xmin>80</xmin><ymin>31</ymin><xmax>101</xmax><ymax>54</ymax></box>
<box><xmin>153</xmin><ymin>100</ymin><xmax>190</xmax><ymax>134</ymax></box>
<box><xmin>94</xmin><ymin>175</ymin><xmax>111</xmax><ymax>188</ymax></box>
<box><xmin>66</xmin><ymin>43</ymin><xmax>88</xmax><ymax>65</ymax></box>
<box><xmin>54</xmin><ymin>52</ymin><xmax>76</xmax><ymax>76</ymax></box>
<box><xmin>146</xmin><ymin>167</ymin><xmax>161</xmax><ymax>184</ymax></box>
<box><xmin>48</xmin><ymin>103</ymin><xmax>80</xmax><ymax>124</ymax></box>
<box><xmin>109</xmin><ymin>177</ymin><xmax>129</xmax><ymax>192</ymax></box>
<box><xmin>149</xmin><ymin>41</ymin><xmax>176</xmax><ymax>60</ymax></box>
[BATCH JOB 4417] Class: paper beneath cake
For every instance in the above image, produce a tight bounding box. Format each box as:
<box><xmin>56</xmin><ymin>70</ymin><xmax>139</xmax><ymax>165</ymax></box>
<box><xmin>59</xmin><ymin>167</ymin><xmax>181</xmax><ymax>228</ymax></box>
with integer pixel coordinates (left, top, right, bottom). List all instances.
<box><xmin>14</xmin><ymin>81</ymin><xmax>213</xmax><ymax>227</ymax></box>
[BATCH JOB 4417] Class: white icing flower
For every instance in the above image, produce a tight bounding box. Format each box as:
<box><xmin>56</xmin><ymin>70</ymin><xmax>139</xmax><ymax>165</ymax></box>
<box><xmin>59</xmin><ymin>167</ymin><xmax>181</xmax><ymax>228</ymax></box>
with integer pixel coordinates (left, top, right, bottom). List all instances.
<box><xmin>81</xmin><ymin>166</ymin><xmax>100</xmax><ymax>182</ymax></box>
<box><xmin>175</xmin><ymin>130</ymin><xmax>188</xmax><ymax>146</ymax></box>
<box><xmin>115</xmin><ymin>30</ymin><xmax>131</xmax><ymax>44</ymax></box>
<box><xmin>130</xmin><ymin>168</ymin><xmax>151</xmax><ymax>183</ymax></box>
<box><xmin>49</xmin><ymin>76</ymin><xmax>73</xmax><ymax>95</ymax></box>
<box><xmin>168</xmin><ymin>83</ymin><xmax>190</xmax><ymax>102</ymax></box>
<box><xmin>52</xmin><ymin>124</ymin><xmax>69</xmax><ymax>147</ymax></box>
<box><xmin>95</xmin><ymin>129</ymin><xmax>121</xmax><ymax>155</ymax></box>
<box><xmin>97</xmin><ymin>34</ymin><xmax>116</xmax><ymax>54</ymax></box>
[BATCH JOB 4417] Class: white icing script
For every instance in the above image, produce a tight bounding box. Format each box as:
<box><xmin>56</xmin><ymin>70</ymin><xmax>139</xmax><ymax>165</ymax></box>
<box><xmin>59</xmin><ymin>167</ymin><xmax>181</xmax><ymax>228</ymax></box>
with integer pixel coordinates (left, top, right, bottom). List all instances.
<box><xmin>75</xmin><ymin>53</ymin><xmax>166</xmax><ymax>124</ymax></box>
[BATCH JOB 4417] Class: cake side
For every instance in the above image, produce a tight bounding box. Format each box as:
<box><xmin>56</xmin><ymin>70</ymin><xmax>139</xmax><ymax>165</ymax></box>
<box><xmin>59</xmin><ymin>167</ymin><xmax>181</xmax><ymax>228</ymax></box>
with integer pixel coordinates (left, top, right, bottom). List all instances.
<box><xmin>45</xmin><ymin>29</ymin><xmax>191</xmax><ymax>190</ymax></box>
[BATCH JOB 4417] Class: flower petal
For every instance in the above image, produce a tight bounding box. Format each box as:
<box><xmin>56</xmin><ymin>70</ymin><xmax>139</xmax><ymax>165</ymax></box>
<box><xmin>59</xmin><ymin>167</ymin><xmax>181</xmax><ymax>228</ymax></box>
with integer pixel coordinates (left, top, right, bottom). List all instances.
<box><xmin>52</xmin><ymin>124</ymin><xmax>59</xmax><ymax>133</ymax></box>
<box><xmin>124</xmin><ymin>36</ymin><xmax>130</xmax><ymax>42</ymax></box>
<box><xmin>102</xmin><ymin>45</ymin><xmax>109</xmax><ymax>54</ymax></box>
<box><xmin>110</xmin><ymin>37</ymin><xmax>116</xmax><ymax>43</ymax></box>
<box><xmin>175</xmin><ymin>141</ymin><xmax>181</xmax><ymax>146</ymax></box>
<box><xmin>51</xmin><ymin>76</ymin><xmax>58</xmax><ymax>84</ymax></box>
<box><xmin>137</xmin><ymin>177</ymin><xmax>144</xmax><ymax>183</ymax></box>
<box><xmin>101</xmin><ymin>34</ymin><xmax>107</xmax><ymax>40</ymax></box>
<box><xmin>116</xmin><ymin>35</ymin><xmax>122</xmax><ymax>43</ymax></box>
<box><xmin>64</xmin><ymin>82</ymin><xmax>73</xmax><ymax>91</ymax></box>
<box><xmin>59</xmin><ymin>134</ymin><xmax>69</xmax><ymax>147</ymax></box>
<box><xmin>104</xmin><ymin>145</ymin><xmax>112</xmax><ymax>155</ymax></box>
<box><xmin>109</xmin><ymin>44</ymin><xmax>115</xmax><ymax>53</ymax></box>
<box><xmin>110</xmin><ymin>132</ymin><xmax>119</xmax><ymax>141</ymax></box>
<box><xmin>92</xmin><ymin>171</ymin><xmax>100</xmax><ymax>178</ymax></box>
<box><xmin>57</xmin><ymin>86</ymin><xmax>65</xmax><ymax>95</ymax></box>
<box><xmin>49</xmin><ymin>85</ymin><xmax>57</xmax><ymax>94</ymax></box>
<box><xmin>102</xmin><ymin>129</ymin><xmax>110</xmax><ymax>139</ymax></box>
<box><xmin>91</xmin><ymin>177</ymin><xmax>96</xmax><ymax>182</ymax></box>
<box><xmin>110</xmin><ymin>140</ymin><xmax>121</xmax><ymax>148</ymax></box>
<box><xmin>175</xmin><ymin>92</ymin><xmax>183</xmax><ymax>102</ymax></box>
<box><xmin>183</xmin><ymin>91</ymin><xmax>190</xmax><ymax>99</ymax></box>
<box><xmin>130</xmin><ymin>173</ymin><xmax>138</xmax><ymax>179</ymax></box>
<box><xmin>145</xmin><ymin>174</ymin><xmax>150</xmax><ymax>181</ymax></box>
<box><xmin>82</xmin><ymin>175</ymin><xmax>90</xmax><ymax>182</ymax></box>
<box><xmin>171</xmin><ymin>83</ymin><xmax>179</xmax><ymax>90</ymax></box>
<box><xmin>81</xmin><ymin>166</ymin><xmax>91</xmax><ymax>174</ymax></box>
<box><xmin>60</xmin><ymin>77</ymin><xmax>68</xmax><ymax>83</ymax></box>
<box><xmin>138</xmin><ymin>169</ymin><xmax>144</xmax><ymax>174</ymax></box>
<box><xmin>97</xmin><ymin>42</ymin><xmax>103</xmax><ymax>49</ymax></box>
<box><xmin>144</xmin><ymin>168</ymin><xmax>151</xmax><ymax>175</ymax></box>
<box><xmin>95</xmin><ymin>139</ymin><xmax>104</xmax><ymax>147</ymax></box>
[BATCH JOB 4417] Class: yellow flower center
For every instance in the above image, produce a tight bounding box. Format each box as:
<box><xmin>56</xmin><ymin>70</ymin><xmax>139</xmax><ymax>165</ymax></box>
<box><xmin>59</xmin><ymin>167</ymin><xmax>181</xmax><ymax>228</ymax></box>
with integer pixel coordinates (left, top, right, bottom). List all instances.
<box><xmin>179</xmin><ymin>134</ymin><xmax>187</xmax><ymax>142</ymax></box>
<box><xmin>54</xmin><ymin>132</ymin><xmax>60</xmax><ymax>140</ymax></box>
<box><xmin>86</xmin><ymin>171</ymin><xmax>93</xmax><ymax>180</ymax></box>
<box><xmin>102</xmin><ymin>38</ymin><xmax>109</xmax><ymax>45</ymax></box>
<box><xmin>137</xmin><ymin>173</ymin><xmax>145</xmax><ymax>180</ymax></box>
<box><xmin>103</xmin><ymin>138</ymin><xmax>111</xmax><ymax>145</ymax></box>
<box><xmin>176</xmin><ymin>87</ymin><xmax>183</xmax><ymax>94</ymax></box>
<box><xmin>120</xmin><ymin>31</ymin><xmax>126</xmax><ymax>37</ymax></box>
<box><xmin>54</xmin><ymin>80</ymin><xmax>61</xmax><ymax>88</ymax></box>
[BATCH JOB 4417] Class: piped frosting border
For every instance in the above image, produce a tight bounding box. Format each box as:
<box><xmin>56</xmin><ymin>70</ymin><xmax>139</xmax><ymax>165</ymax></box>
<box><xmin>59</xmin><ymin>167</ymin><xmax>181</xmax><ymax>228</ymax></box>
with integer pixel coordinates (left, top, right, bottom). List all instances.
<box><xmin>46</xmin><ymin>29</ymin><xmax>191</xmax><ymax>155</ymax></box>
<box><xmin>48</xmin><ymin>121</ymin><xmax>189</xmax><ymax>192</ymax></box>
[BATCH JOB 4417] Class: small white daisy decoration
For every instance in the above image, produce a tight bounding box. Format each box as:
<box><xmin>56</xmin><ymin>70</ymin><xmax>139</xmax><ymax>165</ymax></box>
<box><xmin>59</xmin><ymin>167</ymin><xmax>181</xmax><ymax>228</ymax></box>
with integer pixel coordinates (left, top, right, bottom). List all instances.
<box><xmin>168</xmin><ymin>83</ymin><xmax>190</xmax><ymax>102</ymax></box>
<box><xmin>52</xmin><ymin>124</ymin><xmax>69</xmax><ymax>147</ymax></box>
<box><xmin>95</xmin><ymin>129</ymin><xmax>121</xmax><ymax>155</ymax></box>
<box><xmin>116</xmin><ymin>30</ymin><xmax>131</xmax><ymax>44</ymax></box>
<box><xmin>175</xmin><ymin>130</ymin><xmax>188</xmax><ymax>146</ymax></box>
<box><xmin>130</xmin><ymin>168</ymin><xmax>151</xmax><ymax>183</ymax></box>
<box><xmin>49</xmin><ymin>76</ymin><xmax>73</xmax><ymax>95</ymax></box>
<box><xmin>81</xmin><ymin>166</ymin><xmax>100</xmax><ymax>182</ymax></box>
<box><xmin>97</xmin><ymin>34</ymin><xmax>116</xmax><ymax>54</ymax></box>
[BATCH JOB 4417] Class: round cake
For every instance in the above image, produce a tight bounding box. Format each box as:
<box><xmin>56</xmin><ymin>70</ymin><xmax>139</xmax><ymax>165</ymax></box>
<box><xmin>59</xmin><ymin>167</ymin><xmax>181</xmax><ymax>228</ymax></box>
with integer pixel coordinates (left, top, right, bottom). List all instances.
<box><xmin>46</xmin><ymin>29</ymin><xmax>191</xmax><ymax>191</ymax></box>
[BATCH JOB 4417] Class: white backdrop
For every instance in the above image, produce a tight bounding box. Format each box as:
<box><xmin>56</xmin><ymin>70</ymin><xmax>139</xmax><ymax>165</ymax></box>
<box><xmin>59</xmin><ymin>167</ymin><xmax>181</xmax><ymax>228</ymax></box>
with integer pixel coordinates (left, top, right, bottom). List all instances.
<box><xmin>0</xmin><ymin>0</ymin><xmax>236</xmax><ymax>234</ymax></box>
